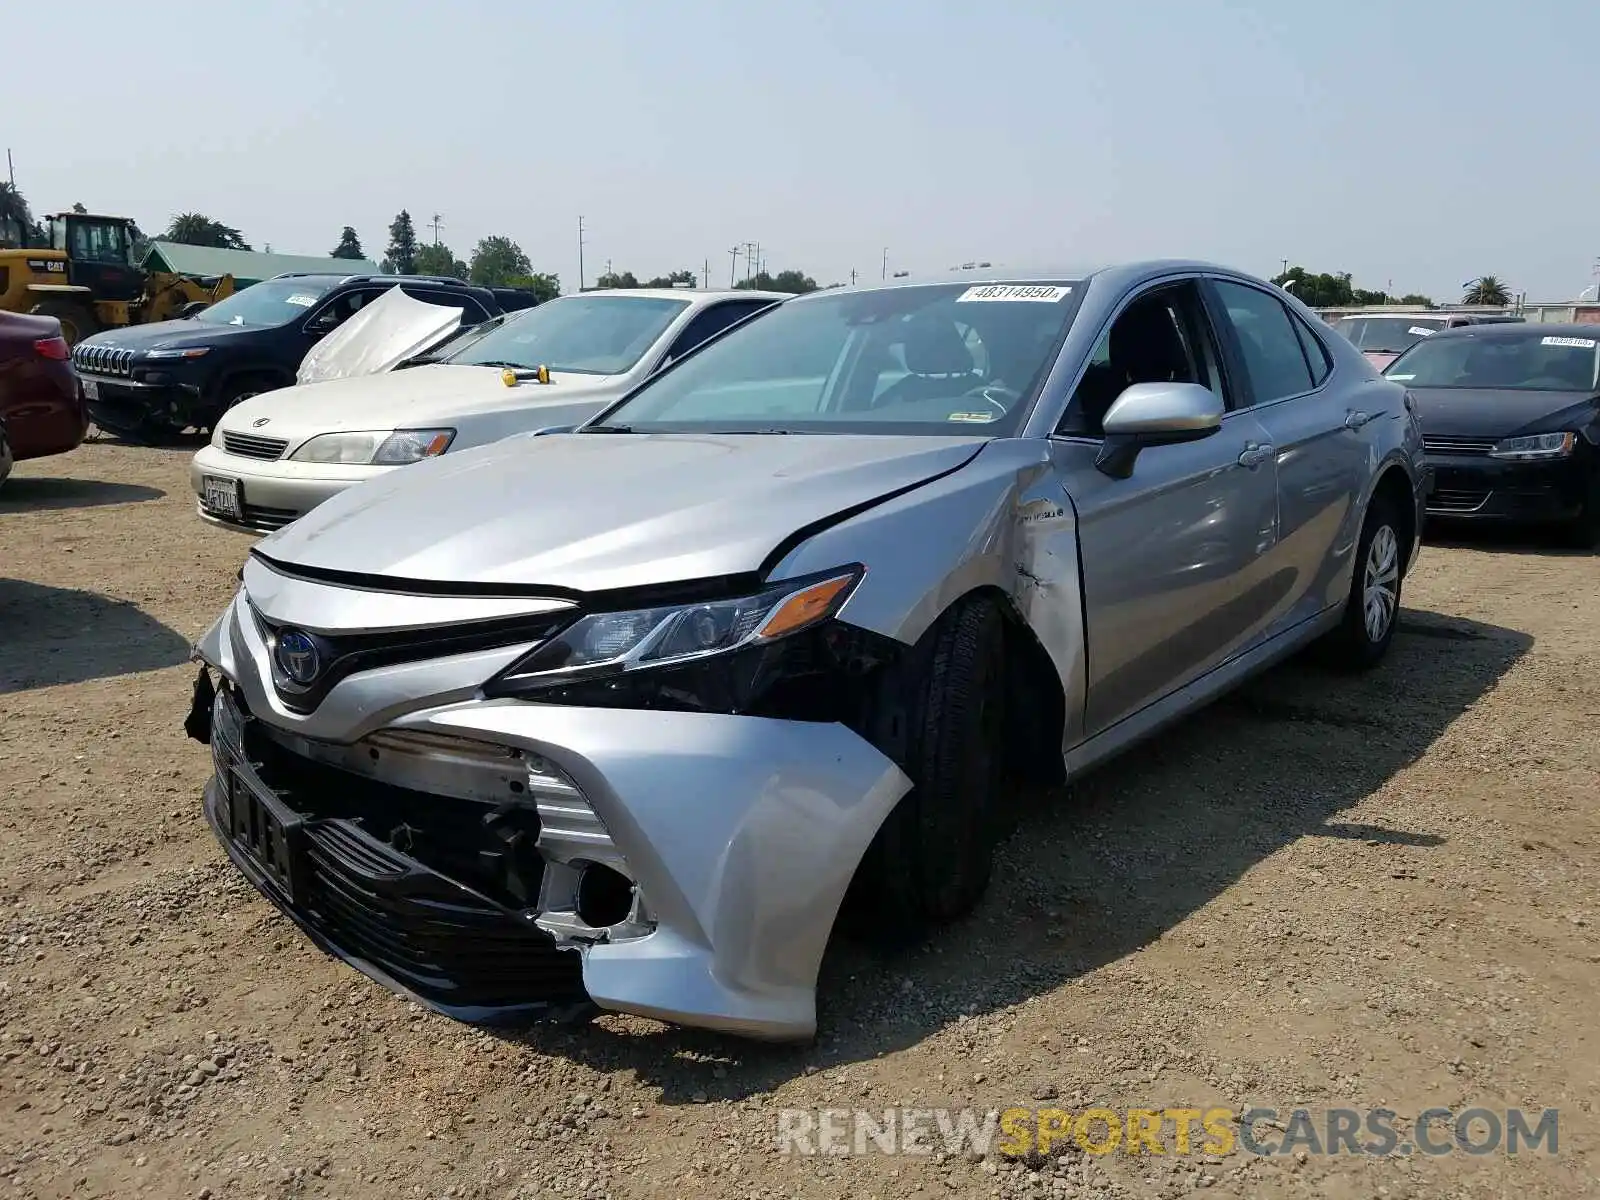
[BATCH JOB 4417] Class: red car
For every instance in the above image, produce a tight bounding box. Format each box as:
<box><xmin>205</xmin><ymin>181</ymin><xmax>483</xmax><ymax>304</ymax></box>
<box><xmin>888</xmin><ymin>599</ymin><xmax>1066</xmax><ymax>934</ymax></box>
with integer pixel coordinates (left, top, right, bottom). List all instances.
<box><xmin>0</xmin><ymin>311</ymin><xmax>87</xmax><ymax>489</ymax></box>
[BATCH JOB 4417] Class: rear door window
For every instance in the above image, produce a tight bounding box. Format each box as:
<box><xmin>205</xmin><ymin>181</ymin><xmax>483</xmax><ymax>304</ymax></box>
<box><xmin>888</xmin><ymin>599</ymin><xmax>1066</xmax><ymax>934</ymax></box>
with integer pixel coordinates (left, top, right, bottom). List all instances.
<box><xmin>1211</xmin><ymin>280</ymin><xmax>1315</xmax><ymax>404</ymax></box>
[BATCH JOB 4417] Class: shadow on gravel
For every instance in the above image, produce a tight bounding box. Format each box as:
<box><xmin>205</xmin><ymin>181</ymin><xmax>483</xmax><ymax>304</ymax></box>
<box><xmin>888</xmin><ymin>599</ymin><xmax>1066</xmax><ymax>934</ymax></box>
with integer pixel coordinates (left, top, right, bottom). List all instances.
<box><xmin>493</xmin><ymin>605</ymin><xmax>1532</xmax><ymax>1101</ymax></box>
<box><xmin>0</xmin><ymin>580</ymin><xmax>191</xmax><ymax>692</ymax></box>
<box><xmin>0</xmin><ymin>476</ymin><xmax>165</xmax><ymax>512</ymax></box>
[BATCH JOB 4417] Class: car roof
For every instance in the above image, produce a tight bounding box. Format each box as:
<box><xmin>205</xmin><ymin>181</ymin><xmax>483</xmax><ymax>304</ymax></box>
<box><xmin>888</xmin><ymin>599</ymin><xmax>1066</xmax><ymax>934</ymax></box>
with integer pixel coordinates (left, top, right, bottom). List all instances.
<box><xmin>780</xmin><ymin>260</ymin><xmax>1268</xmax><ymax>303</ymax></box>
<box><xmin>1417</xmin><ymin>322</ymin><xmax>1598</xmax><ymax>341</ymax></box>
<box><xmin>570</xmin><ymin>287</ymin><xmax>788</xmax><ymax>302</ymax></box>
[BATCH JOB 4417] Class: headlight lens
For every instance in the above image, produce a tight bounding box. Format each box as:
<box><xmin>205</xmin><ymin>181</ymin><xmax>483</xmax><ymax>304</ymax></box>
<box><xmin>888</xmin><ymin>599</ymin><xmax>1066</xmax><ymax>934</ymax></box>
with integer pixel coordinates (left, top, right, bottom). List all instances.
<box><xmin>143</xmin><ymin>347</ymin><xmax>209</xmax><ymax>360</ymax></box>
<box><xmin>497</xmin><ymin>568</ymin><xmax>861</xmax><ymax>688</ymax></box>
<box><xmin>374</xmin><ymin>428</ymin><xmax>455</xmax><ymax>464</ymax></box>
<box><xmin>1488</xmin><ymin>431</ymin><xmax>1576</xmax><ymax>460</ymax></box>
<box><xmin>287</xmin><ymin>429</ymin><xmax>454</xmax><ymax>465</ymax></box>
<box><xmin>289</xmin><ymin>431</ymin><xmax>388</xmax><ymax>464</ymax></box>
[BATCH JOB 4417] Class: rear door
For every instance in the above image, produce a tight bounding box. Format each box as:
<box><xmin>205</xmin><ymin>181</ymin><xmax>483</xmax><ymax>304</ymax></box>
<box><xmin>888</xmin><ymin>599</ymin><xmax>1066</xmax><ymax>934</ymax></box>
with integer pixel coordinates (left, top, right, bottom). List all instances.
<box><xmin>1206</xmin><ymin>278</ymin><xmax>1370</xmax><ymax>633</ymax></box>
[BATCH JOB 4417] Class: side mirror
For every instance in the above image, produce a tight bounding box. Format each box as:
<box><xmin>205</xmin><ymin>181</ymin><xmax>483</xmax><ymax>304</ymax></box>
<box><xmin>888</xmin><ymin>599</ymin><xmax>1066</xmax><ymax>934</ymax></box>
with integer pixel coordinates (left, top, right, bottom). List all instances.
<box><xmin>1095</xmin><ymin>382</ymin><xmax>1224</xmax><ymax>479</ymax></box>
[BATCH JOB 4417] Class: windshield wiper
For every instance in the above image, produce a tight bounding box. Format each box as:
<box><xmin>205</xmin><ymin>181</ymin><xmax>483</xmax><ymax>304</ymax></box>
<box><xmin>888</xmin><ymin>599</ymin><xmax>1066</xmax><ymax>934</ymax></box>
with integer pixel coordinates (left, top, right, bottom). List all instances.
<box><xmin>471</xmin><ymin>360</ymin><xmax>533</xmax><ymax>371</ymax></box>
<box><xmin>582</xmin><ymin>423</ymin><xmax>635</xmax><ymax>433</ymax></box>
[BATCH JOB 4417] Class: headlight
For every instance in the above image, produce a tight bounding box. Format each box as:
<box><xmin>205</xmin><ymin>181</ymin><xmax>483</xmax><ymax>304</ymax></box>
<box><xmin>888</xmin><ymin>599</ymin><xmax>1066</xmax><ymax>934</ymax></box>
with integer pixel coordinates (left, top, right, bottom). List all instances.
<box><xmin>142</xmin><ymin>347</ymin><xmax>209</xmax><ymax>360</ymax></box>
<box><xmin>495</xmin><ymin>567</ymin><xmax>862</xmax><ymax>689</ymax></box>
<box><xmin>287</xmin><ymin>429</ymin><xmax>454</xmax><ymax>465</ymax></box>
<box><xmin>1488</xmin><ymin>431</ymin><xmax>1576</xmax><ymax>460</ymax></box>
<box><xmin>373</xmin><ymin>428</ymin><xmax>455</xmax><ymax>464</ymax></box>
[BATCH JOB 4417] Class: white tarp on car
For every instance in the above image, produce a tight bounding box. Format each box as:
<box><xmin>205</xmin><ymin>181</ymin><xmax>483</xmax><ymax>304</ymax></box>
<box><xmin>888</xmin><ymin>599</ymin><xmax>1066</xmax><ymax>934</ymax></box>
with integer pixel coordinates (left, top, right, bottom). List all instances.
<box><xmin>296</xmin><ymin>287</ymin><xmax>464</xmax><ymax>386</ymax></box>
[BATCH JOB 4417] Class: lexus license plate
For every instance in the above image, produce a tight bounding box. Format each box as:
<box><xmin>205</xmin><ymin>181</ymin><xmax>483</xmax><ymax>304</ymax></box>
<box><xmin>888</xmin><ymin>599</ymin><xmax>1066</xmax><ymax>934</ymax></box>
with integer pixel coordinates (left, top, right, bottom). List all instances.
<box><xmin>203</xmin><ymin>476</ymin><xmax>241</xmax><ymax>520</ymax></box>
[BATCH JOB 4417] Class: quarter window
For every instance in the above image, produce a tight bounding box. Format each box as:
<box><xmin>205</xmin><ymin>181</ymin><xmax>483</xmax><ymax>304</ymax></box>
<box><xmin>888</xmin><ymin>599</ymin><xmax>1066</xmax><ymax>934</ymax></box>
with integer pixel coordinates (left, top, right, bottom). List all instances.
<box><xmin>1291</xmin><ymin>311</ymin><xmax>1332</xmax><ymax>386</ymax></box>
<box><xmin>1212</xmin><ymin>280</ymin><xmax>1315</xmax><ymax>403</ymax></box>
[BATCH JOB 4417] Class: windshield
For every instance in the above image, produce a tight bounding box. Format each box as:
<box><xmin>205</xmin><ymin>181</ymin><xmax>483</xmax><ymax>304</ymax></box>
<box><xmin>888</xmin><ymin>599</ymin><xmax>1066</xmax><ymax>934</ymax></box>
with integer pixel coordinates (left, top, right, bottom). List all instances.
<box><xmin>446</xmin><ymin>295</ymin><xmax>690</xmax><ymax>375</ymax></box>
<box><xmin>1334</xmin><ymin>316</ymin><xmax>1445</xmax><ymax>354</ymax></box>
<box><xmin>1386</xmin><ymin>331</ymin><xmax>1600</xmax><ymax>391</ymax></box>
<box><xmin>195</xmin><ymin>277</ymin><xmax>341</xmax><ymax>327</ymax></box>
<box><xmin>586</xmin><ymin>281</ymin><xmax>1080</xmax><ymax>436</ymax></box>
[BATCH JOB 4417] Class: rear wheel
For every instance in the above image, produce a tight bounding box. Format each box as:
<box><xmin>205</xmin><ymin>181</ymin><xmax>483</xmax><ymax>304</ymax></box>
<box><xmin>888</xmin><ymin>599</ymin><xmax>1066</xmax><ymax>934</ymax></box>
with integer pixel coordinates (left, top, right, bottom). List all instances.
<box><xmin>28</xmin><ymin>299</ymin><xmax>99</xmax><ymax>346</ymax></box>
<box><xmin>1319</xmin><ymin>494</ymin><xmax>1403</xmax><ymax>669</ymax></box>
<box><xmin>851</xmin><ymin>597</ymin><xmax>1007</xmax><ymax>936</ymax></box>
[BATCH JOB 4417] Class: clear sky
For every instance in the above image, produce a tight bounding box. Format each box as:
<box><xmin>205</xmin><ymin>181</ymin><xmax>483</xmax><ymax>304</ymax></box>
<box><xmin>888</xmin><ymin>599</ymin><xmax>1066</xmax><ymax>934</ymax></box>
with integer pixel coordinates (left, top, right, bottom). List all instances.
<box><xmin>6</xmin><ymin>0</ymin><xmax>1596</xmax><ymax>300</ymax></box>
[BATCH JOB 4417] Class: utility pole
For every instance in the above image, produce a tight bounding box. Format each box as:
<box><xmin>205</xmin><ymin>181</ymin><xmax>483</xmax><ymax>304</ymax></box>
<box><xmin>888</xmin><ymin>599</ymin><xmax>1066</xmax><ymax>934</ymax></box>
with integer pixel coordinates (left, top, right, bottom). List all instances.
<box><xmin>429</xmin><ymin>214</ymin><xmax>444</xmax><ymax>245</ymax></box>
<box><xmin>850</xmin><ymin>268</ymin><xmax>858</xmax><ymax>286</ymax></box>
<box><xmin>6</xmin><ymin>148</ymin><xmax>13</xmax><ymax>188</ymax></box>
<box><xmin>744</xmin><ymin>242</ymin><xmax>758</xmax><ymax>283</ymax></box>
<box><xmin>728</xmin><ymin>245</ymin><xmax>740</xmax><ymax>286</ymax></box>
<box><xmin>702</xmin><ymin>258</ymin><xmax>710</xmax><ymax>288</ymax></box>
<box><xmin>577</xmin><ymin>216</ymin><xmax>586</xmax><ymax>292</ymax></box>
<box><xmin>882</xmin><ymin>247</ymin><xmax>888</xmax><ymax>280</ymax></box>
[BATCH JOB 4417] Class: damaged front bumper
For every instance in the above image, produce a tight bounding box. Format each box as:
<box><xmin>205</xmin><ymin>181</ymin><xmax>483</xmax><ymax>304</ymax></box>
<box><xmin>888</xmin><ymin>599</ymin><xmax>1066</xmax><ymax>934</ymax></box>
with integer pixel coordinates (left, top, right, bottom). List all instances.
<box><xmin>189</xmin><ymin>597</ymin><xmax>911</xmax><ymax>1040</ymax></box>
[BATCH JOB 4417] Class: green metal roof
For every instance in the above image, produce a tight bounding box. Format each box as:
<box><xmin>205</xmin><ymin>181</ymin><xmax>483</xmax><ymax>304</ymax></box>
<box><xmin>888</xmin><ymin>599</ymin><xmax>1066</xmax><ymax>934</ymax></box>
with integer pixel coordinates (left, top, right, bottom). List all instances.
<box><xmin>142</xmin><ymin>240</ymin><xmax>381</xmax><ymax>284</ymax></box>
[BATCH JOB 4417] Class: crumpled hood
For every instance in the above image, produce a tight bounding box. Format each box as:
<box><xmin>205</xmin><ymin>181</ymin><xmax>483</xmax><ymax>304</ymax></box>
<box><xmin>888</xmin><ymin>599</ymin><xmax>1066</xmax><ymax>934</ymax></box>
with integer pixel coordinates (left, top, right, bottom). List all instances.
<box><xmin>218</xmin><ymin>363</ymin><xmax>621</xmax><ymax>440</ymax></box>
<box><xmin>1409</xmin><ymin>387</ymin><xmax>1599</xmax><ymax>439</ymax></box>
<box><xmin>257</xmin><ymin>432</ymin><xmax>988</xmax><ymax>592</ymax></box>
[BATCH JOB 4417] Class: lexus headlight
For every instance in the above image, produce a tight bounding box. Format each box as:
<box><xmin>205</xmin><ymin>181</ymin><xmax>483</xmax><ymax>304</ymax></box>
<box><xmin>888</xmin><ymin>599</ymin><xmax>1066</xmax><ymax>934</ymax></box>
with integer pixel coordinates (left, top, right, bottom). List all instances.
<box><xmin>1488</xmin><ymin>431</ymin><xmax>1575</xmax><ymax>460</ymax></box>
<box><xmin>288</xmin><ymin>429</ymin><xmax>454</xmax><ymax>465</ymax></box>
<box><xmin>495</xmin><ymin>568</ymin><xmax>862</xmax><ymax>689</ymax></box>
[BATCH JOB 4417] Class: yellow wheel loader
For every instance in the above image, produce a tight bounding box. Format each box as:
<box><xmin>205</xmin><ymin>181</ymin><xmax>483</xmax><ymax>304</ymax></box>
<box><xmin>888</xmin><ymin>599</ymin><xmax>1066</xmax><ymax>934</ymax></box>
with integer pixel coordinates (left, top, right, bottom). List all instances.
<box><xmin>0</xmin><ymin>212</ymin><xmax>234</xmax><ymax>345</ymax></box>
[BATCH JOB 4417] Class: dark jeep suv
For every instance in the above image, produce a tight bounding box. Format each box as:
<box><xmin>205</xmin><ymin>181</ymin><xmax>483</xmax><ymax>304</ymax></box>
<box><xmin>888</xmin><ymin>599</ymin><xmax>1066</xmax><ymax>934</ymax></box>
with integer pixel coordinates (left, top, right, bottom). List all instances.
<box><xmin>74</xmin><ymin>273</ymin><xmax>520</xmax><ymax>438</ymax></box>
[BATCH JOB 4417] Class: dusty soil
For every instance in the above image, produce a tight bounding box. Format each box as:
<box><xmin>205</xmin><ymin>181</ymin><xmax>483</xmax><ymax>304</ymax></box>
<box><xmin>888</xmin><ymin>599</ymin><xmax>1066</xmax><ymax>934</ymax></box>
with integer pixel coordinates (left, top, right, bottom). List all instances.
<box><xmin>1</xmin><ymin>438</ymin><xmax>1596</xmax><ymax>1200</ymax></box>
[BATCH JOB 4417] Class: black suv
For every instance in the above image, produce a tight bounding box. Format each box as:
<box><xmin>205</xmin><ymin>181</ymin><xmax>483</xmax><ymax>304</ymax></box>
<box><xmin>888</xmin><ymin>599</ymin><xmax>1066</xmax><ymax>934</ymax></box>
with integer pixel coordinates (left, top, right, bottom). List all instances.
<box><xmin>74</xmin><ymin>274</ymin><xmax>524</xmax><ymax>438</ymax></box>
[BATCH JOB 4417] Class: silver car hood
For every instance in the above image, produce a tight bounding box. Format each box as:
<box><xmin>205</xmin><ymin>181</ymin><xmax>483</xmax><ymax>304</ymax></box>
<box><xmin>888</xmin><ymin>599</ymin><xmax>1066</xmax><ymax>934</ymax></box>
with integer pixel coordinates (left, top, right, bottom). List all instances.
<box><xmin>256</xmin><ymin>432</ymin><xmax>988</xmax><ymax>592</ymax></box>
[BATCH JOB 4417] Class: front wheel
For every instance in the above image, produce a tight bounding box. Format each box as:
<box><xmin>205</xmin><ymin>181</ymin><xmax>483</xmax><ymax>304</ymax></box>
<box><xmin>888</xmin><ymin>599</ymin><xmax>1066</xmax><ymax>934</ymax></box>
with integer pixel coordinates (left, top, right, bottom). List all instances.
<box><xmin>28</xmin><ymin>298</ymin><xmax>100</xmax><ymax>346</ymax></box>
<box><xmin>849</xmin><ymin>597</ymin><xmax>1007</xmax><ymax>936</ymax></box>
<box><xmin>1319</xmin><ymin>495</ymin><xmax>1403</xmax><ymax>669</ymax></box>
<box><xmin>0</xmin><ymin>423</ymin><xmax>13</xmax><ymax>491</ymax></box>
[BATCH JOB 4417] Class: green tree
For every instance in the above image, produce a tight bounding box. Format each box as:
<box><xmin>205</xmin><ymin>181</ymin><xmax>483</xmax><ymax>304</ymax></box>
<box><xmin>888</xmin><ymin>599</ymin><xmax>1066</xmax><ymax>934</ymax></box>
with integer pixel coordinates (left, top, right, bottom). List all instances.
<box><xmin>414</xmin><ymin>242</ymin><xmax>469</xmax><ymax>279</ymax></box>
<box><xmin>1272</xmin><ymin>267</ymin><xmax>1354</xmax><ymax>308</ymax></box>
<box><xmin>0</xmin><ymin>181</ymin><xmax>32</xmax><ymax>247</ymax></box>
<box><xmin>595</xmin><ymin>269</ymin><xmax>640</xmax><ymax>289</ymax></box>
<box><xmin>163</xmin><ymin>212</ymin><xmax>251</xmax><ymax>250</ymax></box>
<box><xmin>384</xmin><ymin>210</ymin><xmax>419</xmax><ymax>275</ymax></box>
<box><xmin>643</xmin><ymin>269</ymin><xmax>698</xmax><ymax>287</ymax></box>
<box><xmin>469</xmin><ymin>235</ymin><xmax>532</xmax><ymax>287</ymax></box>
<box><xmin>1350</xmin><ymin>288</ymin><xmax>1391</xmax><ymax>306</ymax></box>
<box><xmin>330</xmin><ymin>226</ymin><xmax>366</xmax><ymax>260</ymax></box>
<box><xmin>71</xmin><ymin>201</ymin><xmax>88</xmax><ymax>214</ymax></box>
<box><xmin>1463</xmin><ymin>276</ymin><xmax>1510</xmax><ymax>305</ymax></box>
<box><xmin>1397</xmin><ymin>293</ymin><xmax>1435</xmax><ymax>308</ymax></box>
<box><xmin>736</xmin><ymin>268</ymin><xmax>819</xmax><ymax>295</ymax></box>
<box><xmin>505</xmin><ymin>273</ymin><xmax>561</xmax><ymax>303</ymax></box>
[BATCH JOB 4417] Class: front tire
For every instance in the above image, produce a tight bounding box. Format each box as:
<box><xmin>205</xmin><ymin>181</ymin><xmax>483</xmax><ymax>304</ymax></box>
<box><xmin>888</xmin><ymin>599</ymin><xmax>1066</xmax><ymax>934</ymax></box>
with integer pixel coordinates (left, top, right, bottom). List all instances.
<box><xmin>0</xmin><ymin>423</ymin><xmax>13</xmax><ymax>491</ymax></box>
<box><xmin>1320</xmin><ymin>494</ymin><xmax>1403</xmax><ymax>669</ymax></box>
<box><xmin>28</xmin><ymin>299</ymin><xmax>100</xmax><ymax>346</ymax></box>
<box><xmin>852</xmin><ymin>597</ymin><xmax>1008</xmax><ymax>934</ymax></box>
<box><xmin>204</xmin><ymin>374</ymin><xmax>279</xmax><ymax>431</ymax></box>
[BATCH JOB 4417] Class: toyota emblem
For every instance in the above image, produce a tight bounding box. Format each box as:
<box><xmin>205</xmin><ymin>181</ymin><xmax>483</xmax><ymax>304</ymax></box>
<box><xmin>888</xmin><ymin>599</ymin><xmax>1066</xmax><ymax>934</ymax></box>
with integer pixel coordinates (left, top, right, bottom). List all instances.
<box><xmin>274</xmin><ymin>630</ymin><xmax>321</xmax><ymax>687</ymax></box>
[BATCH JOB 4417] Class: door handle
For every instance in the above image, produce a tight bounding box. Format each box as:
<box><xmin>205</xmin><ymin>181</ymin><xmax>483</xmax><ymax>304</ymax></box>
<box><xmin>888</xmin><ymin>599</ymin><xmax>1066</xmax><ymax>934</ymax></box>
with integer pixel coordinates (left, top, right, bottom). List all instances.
<box><xmin>1238</xmin><ymin>442</ymin><xmax>1274</xmax><ymax>468</ymax></box>
<box><xmin>1344</xmin><ymin>409</ymin><xmax>1377</xmax><ymax>429</ymax></box>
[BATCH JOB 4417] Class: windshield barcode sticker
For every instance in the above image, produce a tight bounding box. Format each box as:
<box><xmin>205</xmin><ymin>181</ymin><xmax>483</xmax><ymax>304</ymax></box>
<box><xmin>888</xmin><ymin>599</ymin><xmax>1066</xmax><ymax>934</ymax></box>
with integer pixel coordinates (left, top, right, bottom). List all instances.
<box><xmin>1541</xmin><ymin>335</ymin><xmax>1596</xmax><ymax>348</ymax></box>
<box><xmin>1387</xmin><ymin>373</ymin><xmax>1415</xmax><ymax>380</ymax></box>
<box><xmin>1408</xmin><ymin>327</ymin><xmax>1435</xmax><ymax>337</ymax></box>
<box><xmin>285</xmin><ymin>294</ymin><xmax>318</xmax><ymax>307</ymax></box>
<box><xmin>956</xmin><ymin>284</ymin><xmax>1070</xmax><ymax>303</ymax></box>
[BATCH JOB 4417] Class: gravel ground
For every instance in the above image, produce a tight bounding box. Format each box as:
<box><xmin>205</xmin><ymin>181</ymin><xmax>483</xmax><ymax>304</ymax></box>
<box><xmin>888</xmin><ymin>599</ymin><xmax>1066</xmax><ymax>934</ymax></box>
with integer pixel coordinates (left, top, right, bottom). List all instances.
<box><xmin>1</xmin><ymin>438</ymin><xmax>1596</xmax><ymax>1200</ymax></box>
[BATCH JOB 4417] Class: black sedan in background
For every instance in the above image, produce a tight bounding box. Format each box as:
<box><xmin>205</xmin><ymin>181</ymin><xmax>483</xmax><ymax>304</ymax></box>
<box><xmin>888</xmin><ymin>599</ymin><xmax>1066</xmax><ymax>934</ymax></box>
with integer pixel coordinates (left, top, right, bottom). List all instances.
<box><xmin>1384</xmin><ymin>324</ymin><xmax>1600</xmax><ymax>545</ymax></box>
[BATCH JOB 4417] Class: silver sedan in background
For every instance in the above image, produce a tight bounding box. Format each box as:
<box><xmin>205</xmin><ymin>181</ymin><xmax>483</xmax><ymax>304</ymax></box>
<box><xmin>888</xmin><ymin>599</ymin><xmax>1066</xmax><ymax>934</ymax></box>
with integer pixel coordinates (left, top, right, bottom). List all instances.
<box><xmin>187</xmin><ymin>261</ymin><xmax>1427</xmax><ymax>1040</ymax></box>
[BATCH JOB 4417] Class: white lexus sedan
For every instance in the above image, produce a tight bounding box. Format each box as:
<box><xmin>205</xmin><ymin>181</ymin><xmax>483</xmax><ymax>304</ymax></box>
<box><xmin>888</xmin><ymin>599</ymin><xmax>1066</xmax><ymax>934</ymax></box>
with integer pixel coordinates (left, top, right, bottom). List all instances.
<box><xmin>190</xmin><ymin>288</ymin><xmax>785</xmax><ymax>532</ymax></box>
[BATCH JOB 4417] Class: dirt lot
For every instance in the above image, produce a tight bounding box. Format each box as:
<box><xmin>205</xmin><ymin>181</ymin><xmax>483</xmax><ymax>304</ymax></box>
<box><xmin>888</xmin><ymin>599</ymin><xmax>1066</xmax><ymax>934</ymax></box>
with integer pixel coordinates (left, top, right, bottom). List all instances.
<box><xmin>1</xmin><ymin>438</ymin><xmax>1596</xmax><ymax>1200</ymax></box>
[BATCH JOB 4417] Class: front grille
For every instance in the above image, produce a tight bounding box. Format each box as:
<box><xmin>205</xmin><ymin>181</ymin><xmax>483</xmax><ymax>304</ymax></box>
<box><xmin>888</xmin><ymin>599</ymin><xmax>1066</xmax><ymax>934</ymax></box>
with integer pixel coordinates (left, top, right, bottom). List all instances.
<box><xmin>1428</xmin><ymin>488</ymin><xmax>1490</xmax><ymax>514</ymax></box>
<box><xmin>221</xmin><ymin>431</ymin><xmax>289</xmax><ymax>460</ymax></box>
<box><xmin>301</xmin><ymin>821</ymin><xmax>586</xmax><ymax>1010</ymax></box>
<box><xmin>72</xmin><ymin>344</ymin><xmax>135</xmax><ymax>377</ymax></box>
<box><xmin>1423</xmin><ymin>435</ymin><xmax>1496</xmax><ymax>456</ymax></box>
<box><xmin>199</xmin><ymin>499</ymin><xmax>299</xmax><ymax>532</ymax></box>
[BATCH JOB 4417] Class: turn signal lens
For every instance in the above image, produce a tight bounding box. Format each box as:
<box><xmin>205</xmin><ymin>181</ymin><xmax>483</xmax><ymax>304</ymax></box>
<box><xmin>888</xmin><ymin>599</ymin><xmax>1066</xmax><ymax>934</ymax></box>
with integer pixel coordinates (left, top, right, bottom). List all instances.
<box><xmin>757</xmin><ymin>574</ymin><xmax>858</xmax><ymax>640</ymax></box>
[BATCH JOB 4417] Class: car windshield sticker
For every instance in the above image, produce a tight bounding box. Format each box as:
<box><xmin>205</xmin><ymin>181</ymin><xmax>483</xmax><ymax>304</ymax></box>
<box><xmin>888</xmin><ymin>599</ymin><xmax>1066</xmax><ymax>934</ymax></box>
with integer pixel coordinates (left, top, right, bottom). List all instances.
<box><xmin>955</xmin><ymin>284</ymin><xmax>1071</xmax><ymax>303</ymax></box>
<box><xmin>1541</xmin><ymin>335</ymin><xmax>1597</xmax><ymax>349</ymax></box>
<box><xmin>285</xmin><ymin>293</ymin><xmax>319</xmax><ymax>307</ymax></box>
<box><xmin>947</xmin><ymin>410</ymin><xmax>998</xmax><ymax>422</ymax></box>
<box><xmin>1408</xmin><ymin>327</ymin><xmax>1435</xmax><ymax>337</ymax></box>
<box><xmin>1387</xmin><ymin>373</ymin><xmax>1415</xmax><ymax>380</ymax></box>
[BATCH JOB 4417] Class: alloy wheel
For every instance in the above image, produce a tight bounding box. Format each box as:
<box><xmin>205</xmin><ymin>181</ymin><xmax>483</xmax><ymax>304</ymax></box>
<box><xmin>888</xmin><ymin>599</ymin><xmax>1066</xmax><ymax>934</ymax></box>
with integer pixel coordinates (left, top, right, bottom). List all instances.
<box><xmin>1363</xmin><ymin>524</ymin><xmax>1399</xmax><ymax>642</ymax></box>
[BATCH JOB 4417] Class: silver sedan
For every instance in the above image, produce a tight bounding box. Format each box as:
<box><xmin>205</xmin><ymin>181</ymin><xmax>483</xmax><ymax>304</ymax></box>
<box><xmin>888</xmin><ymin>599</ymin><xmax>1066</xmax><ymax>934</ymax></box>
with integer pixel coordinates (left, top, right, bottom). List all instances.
<box><xmin>186</xmin><ymin>261</ymin><xmax>1427</xmax><ymax>1040</ymax></box>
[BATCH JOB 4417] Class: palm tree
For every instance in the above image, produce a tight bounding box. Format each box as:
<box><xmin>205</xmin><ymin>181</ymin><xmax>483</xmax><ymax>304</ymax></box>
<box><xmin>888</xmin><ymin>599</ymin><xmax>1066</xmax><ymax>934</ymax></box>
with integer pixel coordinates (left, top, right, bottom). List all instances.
<box><xmin>1463</xmin><ymin>275</ymin><xmax>1511</xmax><ymax>306</ymax></box>
<box><xmin>0</xmin><ymin>181</ymin><xmax>33</xmax><ymax>246</ymax></box>
<box><xmin>163</xmin><ymin>212</ymin><xmax>251</xmax><ymax>251</ymax></box>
